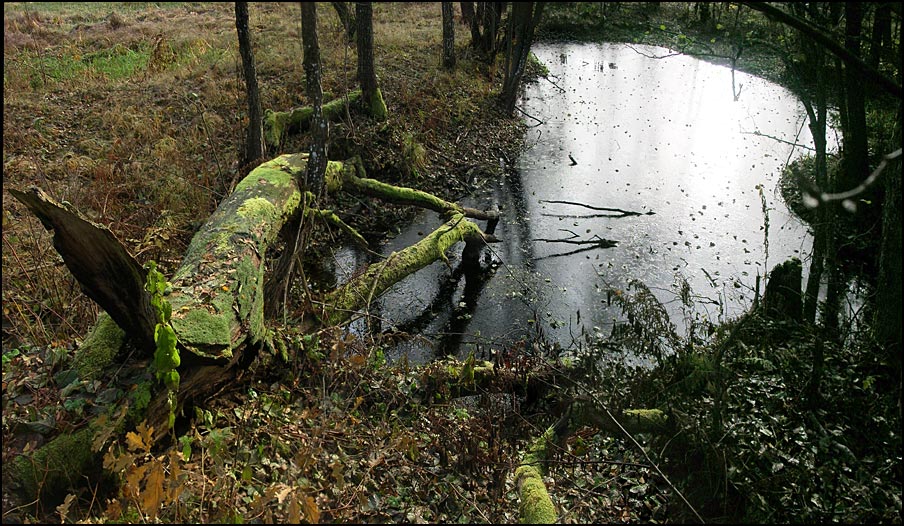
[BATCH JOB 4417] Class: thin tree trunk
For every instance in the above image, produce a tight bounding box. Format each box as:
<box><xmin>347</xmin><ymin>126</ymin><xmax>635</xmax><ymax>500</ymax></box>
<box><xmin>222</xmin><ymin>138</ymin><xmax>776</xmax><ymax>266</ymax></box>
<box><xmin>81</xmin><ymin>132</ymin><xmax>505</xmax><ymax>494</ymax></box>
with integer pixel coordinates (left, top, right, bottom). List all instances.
<box><xmin>355</xmin><ymin>2</ymin><xmax>387</xmax><ymax>120</ymax></box>
<box><xmin>841</xmin><ymin>1</ymin><xmax>869</xmax><ymax>193</ymax></box>
<box><xmin>301</xmin><ymin>2</ymin><xmax>328</xmax><ymax>196</ymax></box>
<box><xmin>235</xmin><ymin>2</ymin><xmax>265</xmax><ymax>167</ymax></box>
<box><xmin>331</xmin><ymin>1</ymin><xmax>356</xmax><ymax>42</ymax></box>
<box><xmin>501</xmin><ymin>2</ymin><xmax>544</xmax><ymax>116</ymax></box>
<box><xmin>442</xmin><ymin>2</ymin><xmax>456</xmax><ymax>69</ymax></box>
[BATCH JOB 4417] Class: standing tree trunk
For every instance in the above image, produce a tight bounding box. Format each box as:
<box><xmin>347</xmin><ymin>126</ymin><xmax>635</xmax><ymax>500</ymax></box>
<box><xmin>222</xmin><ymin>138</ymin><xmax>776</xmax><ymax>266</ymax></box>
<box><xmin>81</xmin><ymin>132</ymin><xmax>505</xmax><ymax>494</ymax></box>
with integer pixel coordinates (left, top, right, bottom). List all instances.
<box><xmin>301</xmin><ymin>2</ymin><xmax>328</xmax><ymax>196</ymax></box>
<box><xmin>331</xmin><ymin>1</ymin><xmax>356</xmax><ymax>42</ymax></box>
<box><xmin>235</xmin><ymin>2</ymin><xmax>266</xmax><ymax>168</ymax></box>
<box><xmin>868</xmin><ymin>2</ymin><xmax>892</xmax><ymax>70</ymax></box>
<box><xmin>265</xmin><ymin>1</ymin><xmax>331</xmax><ymax>320</ymax></box>
<box><xmin>500</xmin><ymin>2</ymin><xmax>544</xmax><ymax>116</ymax></box>
<box><xmin>442</xmin><ymin>2</ymin><xmax>456</xmax><ymax>69</ymax></box>
<box><xmin>460</xmin><ymin>1</ymin><xmax>475</xmax><ymax>26</ymax></box>
<box><xmin>480</xmin><ymin>2</ymin><xmax>501</xmax><ymax>62</ymax></box>
<box><xmin>356</xmin><ymin>2</ymin><xmax>387</xmax><ymax>121</ymax></box>
<box><xmin>467</xmin><ymin>2</ymin><xmax>483</xmax><ymax>49</ymax></box>
<box><xmin>840</xmin><ymin>1</ymin><xmax>869</xmax><ymax>193</ymax></box>
<box><xmin>875</xmin><ymin>16</ymin><xmax>903</xmax><ymax>402</ymax></box>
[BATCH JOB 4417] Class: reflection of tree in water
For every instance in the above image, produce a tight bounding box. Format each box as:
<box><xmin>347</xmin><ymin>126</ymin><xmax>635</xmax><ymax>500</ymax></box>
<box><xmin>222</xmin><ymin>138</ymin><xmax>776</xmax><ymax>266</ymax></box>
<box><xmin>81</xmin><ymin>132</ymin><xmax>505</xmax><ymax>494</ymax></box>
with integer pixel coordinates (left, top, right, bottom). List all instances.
<box><xmin>390</xmin><ymin>242</ymin><xmax>498</xmax><ymax>358</ymax></box>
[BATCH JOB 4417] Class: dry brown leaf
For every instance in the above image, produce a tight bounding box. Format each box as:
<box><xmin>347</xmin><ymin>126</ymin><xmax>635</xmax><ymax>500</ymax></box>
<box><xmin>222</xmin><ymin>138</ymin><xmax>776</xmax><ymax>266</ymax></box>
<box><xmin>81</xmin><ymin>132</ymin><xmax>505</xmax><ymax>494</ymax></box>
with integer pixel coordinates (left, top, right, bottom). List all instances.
<box><xmin>56</xmin><ymin>493</ymin><xmax>76</xmax><ymax>523</ymax></box>
<box><xmin>287</xmin><ymin>494</ymin><xmax>301</xmax><ymax>524</ymax></box>
<box><xmin>303</xmin><ymin>495</ymin><xmax>320</xmax><ymax>524</ymax></box>
<box><xmin>125</xmin><ymin>431</ymin><xmax>146</xmax><ymax>453</ymax></box>
<box><xmin>141</xmin><ymin>461</ymin><xmax>166</xmax><ymax>519</ymax></box>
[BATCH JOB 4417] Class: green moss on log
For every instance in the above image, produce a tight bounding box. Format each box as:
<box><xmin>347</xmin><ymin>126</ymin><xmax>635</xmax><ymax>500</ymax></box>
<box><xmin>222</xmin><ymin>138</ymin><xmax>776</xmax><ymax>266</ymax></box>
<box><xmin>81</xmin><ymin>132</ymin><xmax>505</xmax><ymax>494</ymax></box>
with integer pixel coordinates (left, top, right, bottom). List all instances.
<box><xmin>514</xmin><ymin>425</ymin><xmax>558</xmax><ymax>524</ymax></box>
<box><xmin>322</xmin><ymin>214</ymin><xmax>486</xmax><ymax>325</ymax></box>
<box><xmin>73</xmin><ymin>313</ymin><xmax>125</xmax><ymax>381</ymax></box>
<box><xmin>264</xmin><ymin>90</ymin><xmax>363</xmax><ymax>147</ymax></box>
<box><xmin>345</xmin><ymin>171</ymin><xmax>464</xmax><ymax>217</ymax></box>
<box><xmin>367</xmin><ymin>87</ymin><xmax>388</xmax><ymax>121</ymax></box>
<box><xmin>10</xmin><ymin>426</ymin><xmax>99</xmax><ymax>501</ymax></box>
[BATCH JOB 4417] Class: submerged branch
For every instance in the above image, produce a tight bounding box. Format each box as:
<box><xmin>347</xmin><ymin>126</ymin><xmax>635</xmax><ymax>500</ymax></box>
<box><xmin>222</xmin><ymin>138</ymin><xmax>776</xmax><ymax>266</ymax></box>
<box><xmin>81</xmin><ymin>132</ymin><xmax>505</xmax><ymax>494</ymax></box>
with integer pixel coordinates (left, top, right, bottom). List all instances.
<box><xmin>539</xmin><ymin>199</ymin><xmax>653</xmax><ymax>217</ymax></box>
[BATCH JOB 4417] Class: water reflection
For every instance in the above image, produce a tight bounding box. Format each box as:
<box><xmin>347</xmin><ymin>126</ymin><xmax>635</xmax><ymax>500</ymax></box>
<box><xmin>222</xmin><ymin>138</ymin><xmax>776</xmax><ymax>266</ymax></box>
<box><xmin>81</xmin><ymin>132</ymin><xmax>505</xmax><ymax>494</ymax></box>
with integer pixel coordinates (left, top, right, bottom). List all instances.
<box><xmin>332</xmin><ymin>43</ymin><xmax>827</xmax><ymax>363</ymax></box>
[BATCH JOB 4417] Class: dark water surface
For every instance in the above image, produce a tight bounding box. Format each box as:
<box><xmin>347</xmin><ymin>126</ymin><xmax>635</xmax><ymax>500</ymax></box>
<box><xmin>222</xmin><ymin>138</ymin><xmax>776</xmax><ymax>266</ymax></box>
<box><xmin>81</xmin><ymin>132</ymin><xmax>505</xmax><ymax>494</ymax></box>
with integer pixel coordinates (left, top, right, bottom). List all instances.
<box><xmin>329</xmin><ymin>43</ymin><xmax>827</xmax><ymax>363</ymax></box>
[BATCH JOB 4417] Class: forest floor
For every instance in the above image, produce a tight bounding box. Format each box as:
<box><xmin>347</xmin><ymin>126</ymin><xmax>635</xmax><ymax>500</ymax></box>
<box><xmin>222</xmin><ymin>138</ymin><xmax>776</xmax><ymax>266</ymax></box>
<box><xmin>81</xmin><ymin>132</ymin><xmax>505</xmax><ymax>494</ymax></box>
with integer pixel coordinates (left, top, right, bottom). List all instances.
<box><xmin>6</xmin><ymin>3</ymin><xmax>894</xmax><ymax>525</ymax></box>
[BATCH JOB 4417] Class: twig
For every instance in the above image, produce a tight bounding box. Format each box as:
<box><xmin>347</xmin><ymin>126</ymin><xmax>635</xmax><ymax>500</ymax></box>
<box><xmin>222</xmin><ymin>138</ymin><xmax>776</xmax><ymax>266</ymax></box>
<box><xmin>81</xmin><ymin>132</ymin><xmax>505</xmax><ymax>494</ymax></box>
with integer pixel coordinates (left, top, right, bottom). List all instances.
<box><xmin>513</xmin><ymin>104</ymin><xmax>544</xmax><ymax>127</ymax></box>
<box><xmin>742</xmin><ymin>129</ymin><xmax>815</xmax><ymax>151</ymax></box>
<box><xmin>539</xmin><ymin>199</ymin><xmax>653</xmax><ymax>216</ymax></box>
<box><xmin>812</xmin><ymin>148</ymin><xmax>902</xmax><ymax>204</ymax></box>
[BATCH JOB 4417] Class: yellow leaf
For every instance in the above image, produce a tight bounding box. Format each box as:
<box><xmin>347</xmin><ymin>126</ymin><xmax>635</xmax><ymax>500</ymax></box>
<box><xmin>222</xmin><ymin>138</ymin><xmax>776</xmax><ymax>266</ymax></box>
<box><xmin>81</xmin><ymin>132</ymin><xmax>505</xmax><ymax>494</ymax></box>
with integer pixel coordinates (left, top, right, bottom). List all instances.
<box><xmin>125</xmin><ymin>431</ymin><xmax>146</xmax><ymax>453</ymax></box>
<box><xmin>141</xmin><ymin>462</ymin><xmax>166</xmax><ymax>520</ymax></box>
<box><xmin>137</xmin><ymin>421</ymin><xmax>155</xmax><ymax>449</ymax></box>
<box><xmin>287</xmin><ymin>494</ymin><xmax>301</xmax><ymax>524</ymax></box>
<box><xmin>125</xmin><ymin>464</ymin><xmax>148</xmax><ymax>500</ymax></box>
<box><xmin>56</xmin><ymin>493</ymin><xmax>76</xmax><ymax>523</ymax></box>
<box><xmin>303</xmin><ymin>495</ymin><xmax>320</xmax><ymax>524</ymax></box>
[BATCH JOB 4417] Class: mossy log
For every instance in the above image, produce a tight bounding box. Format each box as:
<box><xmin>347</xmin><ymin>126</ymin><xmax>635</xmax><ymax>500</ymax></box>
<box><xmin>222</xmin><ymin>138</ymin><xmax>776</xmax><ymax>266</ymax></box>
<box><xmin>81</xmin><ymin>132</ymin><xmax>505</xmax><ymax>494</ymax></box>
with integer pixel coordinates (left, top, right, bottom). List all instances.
<box><xmin>319</xmin><ymin>213</ymin><xmax>498</xmax><ymax>325</ymax></box>
<box><xmin>6</xmin><ymin>153</ymin><xmax>499</xmax><ymax>503</ymax></box>
<box><xmin>514</xmin><ymin>424</ymin><xmax>560</xmax><ymax>524</ymax></box>
<box><xmin>264</xmin><ymin>89</ymin><xmax>362</xmax><ymax>147</ymax></box>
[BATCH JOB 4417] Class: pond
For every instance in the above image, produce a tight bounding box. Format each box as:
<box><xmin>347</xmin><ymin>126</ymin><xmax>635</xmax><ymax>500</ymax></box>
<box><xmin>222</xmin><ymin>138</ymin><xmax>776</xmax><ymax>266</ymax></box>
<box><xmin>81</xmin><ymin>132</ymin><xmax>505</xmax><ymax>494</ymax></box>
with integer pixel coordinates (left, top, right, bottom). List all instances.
<box><xmin>330</xmin><ymin>42</ymin><xmax>826</xmax><ymax>364</ymax></box>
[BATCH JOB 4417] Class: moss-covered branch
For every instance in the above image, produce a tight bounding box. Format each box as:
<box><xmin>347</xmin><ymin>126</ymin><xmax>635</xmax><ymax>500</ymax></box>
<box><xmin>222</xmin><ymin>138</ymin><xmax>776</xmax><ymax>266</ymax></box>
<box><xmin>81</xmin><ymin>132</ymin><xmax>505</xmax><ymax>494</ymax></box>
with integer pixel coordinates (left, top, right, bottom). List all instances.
<box><xmin>340</xmin><ymin>158</ymin><xmax>498</xmax><ymax>222</ymax></box>
<box><xmin>263</xmin><ymin>89</ymin><xmax>362</xmax><ymax>147</ymax></box>
<box><xmin>514</xmin><ymin>424</ymin><xmax>559</xmax><ymax>524</ymax></box>
<box><xmin>318</xmin><ymin>212</ymin><xmax>497</xmax><ymax>325</ymax></box>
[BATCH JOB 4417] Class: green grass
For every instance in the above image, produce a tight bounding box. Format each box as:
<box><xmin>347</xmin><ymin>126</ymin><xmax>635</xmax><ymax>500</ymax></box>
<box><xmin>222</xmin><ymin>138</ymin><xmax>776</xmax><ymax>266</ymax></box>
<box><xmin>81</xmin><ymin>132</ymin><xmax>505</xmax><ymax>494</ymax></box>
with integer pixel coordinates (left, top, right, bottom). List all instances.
<box><xmin>4</xmin><ymin>2</ymin><xmax>198</xmax><ymax>17</ymax></box>
<box><xmin>16</xmin><ymin>44</ymin><xmax>151</xmax><ymax>88</ymax></box>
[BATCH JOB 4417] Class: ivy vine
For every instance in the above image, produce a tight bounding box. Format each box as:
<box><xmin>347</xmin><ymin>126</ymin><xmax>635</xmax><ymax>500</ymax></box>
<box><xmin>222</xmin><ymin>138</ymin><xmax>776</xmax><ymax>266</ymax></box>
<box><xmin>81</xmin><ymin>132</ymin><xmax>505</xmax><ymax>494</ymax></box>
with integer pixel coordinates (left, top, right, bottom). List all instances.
<box><xmin>145</xmin><ymin>261</ymin><xmax>180</xmax><ymax>429</ymax></box>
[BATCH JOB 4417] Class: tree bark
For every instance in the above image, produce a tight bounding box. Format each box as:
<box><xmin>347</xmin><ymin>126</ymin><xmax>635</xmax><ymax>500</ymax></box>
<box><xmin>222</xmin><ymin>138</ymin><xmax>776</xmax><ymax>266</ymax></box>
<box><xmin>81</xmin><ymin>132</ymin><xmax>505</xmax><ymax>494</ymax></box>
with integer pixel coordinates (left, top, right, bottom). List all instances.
<box><xmin>761</xmin><ymin>258</ymin><xmax>803</xmax><ymax>323</ymax></box>
<box><xmin>442</xmin><ymin>2</ymin><xmax>456</xmax><ymax>69</ymax></box>
<box><xmin>8</xmin><ymin>188</ymin><xmax>156</xmax><ymax>354</ymax></box>
<box><xmin>235</xmin><ymin>2</ymin><xmax>266</xmax><ymax>168</ymax></box>
<box><xmin>459</xmin><ymin>1</ymin><xmax>475</xmax><ymax>26</ymax></box>
<box><xmin>331</xmin><ymin>1</ymin><xmax>356</xmax><ymax>42</ymax></box>
<box><xmin>356</xmin><ymin>2</ymin><xmax>387</xmax><ymax>120</ymax></box>
<box><xmin>501</xmin><ymin>2</ymin><xmax>545</xmax><ymax>116</ymax></box>
<box><xmin>840</xmin><ymin>1</ymin><xmax>869</xmax><ymax>193</ymax></box>
<box><xmin>301</xmin><ymin>1</ymin><xmax>328</xmax><ymax>197</ymax></box>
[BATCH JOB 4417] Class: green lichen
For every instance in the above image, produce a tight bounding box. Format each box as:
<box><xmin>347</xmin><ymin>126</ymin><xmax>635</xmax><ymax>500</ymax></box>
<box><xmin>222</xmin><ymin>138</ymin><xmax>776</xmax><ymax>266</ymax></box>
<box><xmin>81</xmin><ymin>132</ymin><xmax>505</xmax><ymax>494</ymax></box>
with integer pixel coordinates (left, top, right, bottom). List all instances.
<box><xmin>400</xmin><ymin>131</ymin><xmax>427</xmax><ymax>179</ymax></box>
<box><xmin>323</xmin><ymin>214</ymin><xmax>483</xmax><ymax>324</ymax></box>
<box><xmin>11</xmin><ymin>425</ymin><xmax>98</xmax><ymax>500</ymax></box>
<box><xmin>515</xmin><ymin>425</ymin><xmax>558</xmax><ymax>524</ymax></box>
<box><xmin>235</xmin><ymin>255</ymin><xmax>266</xmax><ymax>344</ymax></box>
<box><xmin>367</xmin><ymin>87</ymin><xmax>388</xmax><ymax>121</ymax></box>
<box><xmin>73</xmin><ymin>313</ymin><xmax>125</xmax><ymax>381</ymax></box>
<box><xmin>348</xmin><ymin>174</ymin><xmax>463</xmax><ymax>217</ymax></box>
<box><xmin>170</xmin><ymin>307</ymin><xmax>232</xmax><ymax>359</ymax></box>
<box><xmin>516</xmin><ymin>468</ymin><xmax>557</xmax><ymax>524</ymax></box>
<box><xmin>623</xmin><ymin>408</ymin><xmax>667</xmax><ymax>428</ymax></box>
<box><xmin>237</xmin><ymin>196</ymin><xmax>279</xmax><ymax>225</ymax></box>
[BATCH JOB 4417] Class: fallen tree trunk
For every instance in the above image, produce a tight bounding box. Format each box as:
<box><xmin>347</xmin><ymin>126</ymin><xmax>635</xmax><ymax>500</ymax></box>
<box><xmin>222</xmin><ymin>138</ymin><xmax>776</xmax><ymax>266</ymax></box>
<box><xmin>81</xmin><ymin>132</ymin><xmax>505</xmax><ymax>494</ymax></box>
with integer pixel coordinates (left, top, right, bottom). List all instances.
<box><xmin>7</xmin><ymin>152</ymin><xmax>499</xmax><ymax>502</ymax></box>
<box><xmin>264</xmin><ymin>90</ymin><xmax>362</xmax><ymax>147</ymax></box>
